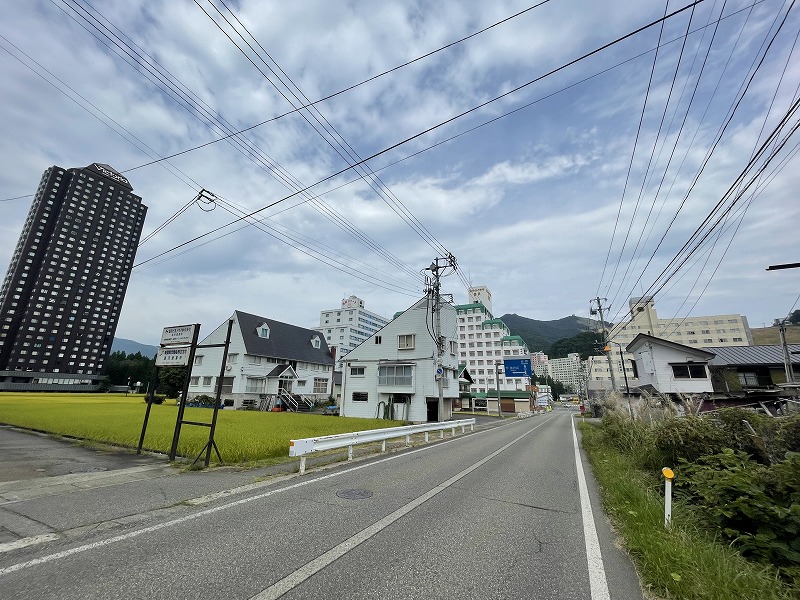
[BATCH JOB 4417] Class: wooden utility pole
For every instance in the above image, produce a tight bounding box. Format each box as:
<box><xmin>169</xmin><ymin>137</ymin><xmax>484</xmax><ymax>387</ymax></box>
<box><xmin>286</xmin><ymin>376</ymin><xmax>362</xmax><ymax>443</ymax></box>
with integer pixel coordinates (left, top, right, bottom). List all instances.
<box><xmin>591</xmin><ymin>297</ymin><xmax>617</xmax><ymax>392</ymax></box>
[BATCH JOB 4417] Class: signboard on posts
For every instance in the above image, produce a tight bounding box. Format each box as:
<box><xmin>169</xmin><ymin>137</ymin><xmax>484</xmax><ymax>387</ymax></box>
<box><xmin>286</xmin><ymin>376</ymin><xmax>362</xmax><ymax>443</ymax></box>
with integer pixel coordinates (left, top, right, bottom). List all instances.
<box><xmin>503</xmin><ymin>358</ymin><xmax>532</xmax><ymax>378</ymax></box>
<box><xmin>160</xmin><ymin>324</ymin><xmax>197</xmax><ymax>346</ymax></box>
<box><xmin>155</xmin><ymin>346</ymin><xmax>191</xmax><ymax>366</ymax></box>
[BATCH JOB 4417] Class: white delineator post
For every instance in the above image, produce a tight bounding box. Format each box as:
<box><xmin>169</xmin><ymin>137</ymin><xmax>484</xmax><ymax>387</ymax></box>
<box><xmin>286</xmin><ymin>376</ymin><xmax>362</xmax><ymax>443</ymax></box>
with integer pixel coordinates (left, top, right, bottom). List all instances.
<box><xmin>662</xmin><ymin>467</ymin><xmax>674</xmax><ymax>529</ymax></box>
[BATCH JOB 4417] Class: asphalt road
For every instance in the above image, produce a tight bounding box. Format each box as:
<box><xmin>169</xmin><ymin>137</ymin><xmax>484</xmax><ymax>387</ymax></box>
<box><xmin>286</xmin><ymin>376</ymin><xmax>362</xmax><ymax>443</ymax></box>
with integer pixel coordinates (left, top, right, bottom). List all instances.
<box><xmin>0</xmin><ymin>410</ymin><xmax>645</xmax><ymax>599</ymax></box>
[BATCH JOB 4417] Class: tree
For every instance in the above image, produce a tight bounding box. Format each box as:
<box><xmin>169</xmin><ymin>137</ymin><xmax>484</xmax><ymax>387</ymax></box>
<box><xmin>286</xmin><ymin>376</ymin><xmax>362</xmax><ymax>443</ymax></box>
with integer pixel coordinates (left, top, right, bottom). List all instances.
<box><xmin>105</xmin><ymin>351</ymin><xmax>155</xmax><ymax>388</ymax></box>
<box><xmin>548</xmin><ymin>331</ymin><xmax>602</xmax><ymax>360</ymax></box>
<box><xmin>788</xmin><ymin>310</ymin><xmax>800</xmax><ymax>325</ymax></box>
<box><xmin>158</xmin><ymin>367</ymin><xmax>188</xmax><ymax>399</ymax></box>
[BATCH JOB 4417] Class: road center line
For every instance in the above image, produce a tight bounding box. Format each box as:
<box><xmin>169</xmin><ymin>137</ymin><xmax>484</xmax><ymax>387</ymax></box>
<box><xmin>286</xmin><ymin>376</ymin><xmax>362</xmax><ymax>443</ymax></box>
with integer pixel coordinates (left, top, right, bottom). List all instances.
<box><xmin>0</xmin><ymin>416</ymin><xmax>542</xmax><ymax>577</ymax></box>
<box><xmin>249</xmin><ymin>418</ymin><xmax>552</xmax><ymax>600</ymax></box>
<box><xmin>572</xmin><ymin>418</ymin><xmax>611</xmax><ymax>600</ymax></box>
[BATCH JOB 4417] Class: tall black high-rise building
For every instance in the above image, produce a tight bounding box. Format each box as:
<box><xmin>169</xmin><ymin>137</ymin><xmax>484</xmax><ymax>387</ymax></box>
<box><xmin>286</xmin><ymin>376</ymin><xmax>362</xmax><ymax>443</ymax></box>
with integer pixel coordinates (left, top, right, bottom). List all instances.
<box><xmin>0</xmin><ymin>163</ymin><xmax>147</xmax><ymax>390</ymax></box>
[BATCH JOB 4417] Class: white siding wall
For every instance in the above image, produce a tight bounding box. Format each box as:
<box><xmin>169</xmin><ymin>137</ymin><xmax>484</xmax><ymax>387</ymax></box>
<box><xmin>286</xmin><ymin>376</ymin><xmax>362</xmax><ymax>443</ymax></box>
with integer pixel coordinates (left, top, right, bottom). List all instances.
<box><xmin>186</xmin><ymin>314</ymin><xmax>332</xmax><ymax>407</ymax></box>
<box><xmin>342</xmin><ymin>299</ymin><xmax>459</xmax><ymax>421</ymax></box>
<box><xmin>633</xmin><ymin>342</ymin><xmax>712</xmax><ymax>394</ymax></box>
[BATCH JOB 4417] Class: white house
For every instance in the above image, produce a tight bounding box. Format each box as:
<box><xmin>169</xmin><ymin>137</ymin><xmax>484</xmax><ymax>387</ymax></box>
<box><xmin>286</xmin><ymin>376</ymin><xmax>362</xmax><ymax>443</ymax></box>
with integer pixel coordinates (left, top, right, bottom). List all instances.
<box><xmin>187</xmin><ymin>310</ymin><xmax>335</xmax><ymax>410</ymax></box>
<box><xmin>626</xmin><ymin>333</ymin><xmax>715</xmax><ymax>395</ymax></box>
<box><xmin>341</xmin><ymin>296</ymin><xmax>460</xmax><ymax>422</ymax></box>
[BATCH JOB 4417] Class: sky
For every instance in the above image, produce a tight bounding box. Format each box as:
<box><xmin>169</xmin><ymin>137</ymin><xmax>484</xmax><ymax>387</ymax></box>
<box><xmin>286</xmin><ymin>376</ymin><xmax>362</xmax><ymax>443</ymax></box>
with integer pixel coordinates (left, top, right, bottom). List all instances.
<box><xmin>1</xmin><ymin>0</ymin><xmax>799</xmax><ymax>347</ymax></box>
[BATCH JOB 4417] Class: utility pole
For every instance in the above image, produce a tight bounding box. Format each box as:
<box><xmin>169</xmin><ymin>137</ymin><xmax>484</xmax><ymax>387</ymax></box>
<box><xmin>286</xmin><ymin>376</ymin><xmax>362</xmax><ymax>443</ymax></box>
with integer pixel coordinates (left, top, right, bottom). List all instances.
<box><xmin>776</xmin><ymin>318</ymin><xmax>796</xmax><ymax>384</ymax></box>
<box><xmin>425</xmin><ymin>254</ymin><xmax>458</xmax><ymax>421</ymax></box>
<box><xmin>590</xmin><ymin>297</ymin><xmax>617</xmax><ymax>393</ymax></box>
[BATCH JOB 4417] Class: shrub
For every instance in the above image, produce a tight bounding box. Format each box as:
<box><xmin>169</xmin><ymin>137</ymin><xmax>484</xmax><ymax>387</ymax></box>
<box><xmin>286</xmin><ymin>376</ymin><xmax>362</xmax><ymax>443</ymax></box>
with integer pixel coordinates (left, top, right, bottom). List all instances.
<box><xmin>145</xmin><ymin>395</ymin><xmax>165</xmax><ymax>405</ymax></box>
<box><xmin>652</xmin><ymin>415</ymin><xmax>726</xmax><ymax>465</ymax></box>
<box><xmin>677</xmin><ymin>449</ymin><xmax>800</xmax><ymax>586</ymax></box>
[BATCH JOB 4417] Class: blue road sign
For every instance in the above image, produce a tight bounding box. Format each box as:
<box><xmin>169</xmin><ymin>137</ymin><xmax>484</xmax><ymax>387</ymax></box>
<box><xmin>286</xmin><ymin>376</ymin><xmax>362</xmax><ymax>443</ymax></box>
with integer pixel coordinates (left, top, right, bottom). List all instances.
<box><xmin>504</xmin><ymin>358</ymin><xmax>532</xmax><ymax>377</ymax></box>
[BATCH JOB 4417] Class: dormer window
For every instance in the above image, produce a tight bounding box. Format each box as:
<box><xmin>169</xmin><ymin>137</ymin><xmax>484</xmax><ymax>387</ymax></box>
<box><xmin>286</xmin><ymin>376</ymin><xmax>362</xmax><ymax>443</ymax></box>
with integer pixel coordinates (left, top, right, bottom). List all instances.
<box><xmin>311</xmin><ymin>336</ymin><xmax>321</xmax><ymax>349</ymax></box>
<box><xmin>258</xmin><ymin>323</ymin><xmax>270</xmax><ymax>338</ymax></box>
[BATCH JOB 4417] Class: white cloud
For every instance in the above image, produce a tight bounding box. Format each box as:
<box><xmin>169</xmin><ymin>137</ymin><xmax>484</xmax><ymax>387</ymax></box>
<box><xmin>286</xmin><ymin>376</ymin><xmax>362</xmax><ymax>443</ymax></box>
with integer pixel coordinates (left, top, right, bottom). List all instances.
<box><xmin>1</xmin><ymin>0</ymin><xmax>798</xmax><ymax>345</ymax></box>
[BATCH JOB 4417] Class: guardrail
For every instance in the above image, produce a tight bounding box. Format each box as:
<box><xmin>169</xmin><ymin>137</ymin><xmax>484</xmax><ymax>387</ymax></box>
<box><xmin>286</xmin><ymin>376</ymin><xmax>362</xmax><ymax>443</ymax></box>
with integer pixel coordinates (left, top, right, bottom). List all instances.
<box><xmin>289</xmin><ymin>418</ymin><xmax>476</xmax><ymax>474</ymax></box>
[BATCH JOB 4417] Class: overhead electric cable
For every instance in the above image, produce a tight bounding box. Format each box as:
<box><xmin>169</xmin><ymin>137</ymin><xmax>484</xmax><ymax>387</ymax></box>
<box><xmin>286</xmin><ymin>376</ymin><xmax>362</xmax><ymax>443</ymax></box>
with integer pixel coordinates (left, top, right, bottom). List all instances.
<box><xmin>616</xmin><ymin>95</ymin><xmax>800</xmax><ymax>322</ymax></box>
<box><xmin>124</xmin><ymin>0</ymin><xmax>708</xmax><ymax>175</ymax></box>
<box><xmin>607</xmin><ymin>0</ymin><xmax>797</xmax><ymax>322</ymax></box>
<box><xmin>133</xmin><ymin>0</ymin><xmax>710</xmax><ymax>268</ymax></box>
<box><xmin>613</xmin><ymin>0</ymin><xmax>757</xmax><ymax>307</ymax></box>
<box><xmin>606</xmin><ymin>0</ymin><xmax>721</xmax><ymax>310</ymax></box>
<box><xmin>596</xmin><ymin>0</ymin><xmax>672</xmax><ymax>297</ymax></box>
<box><xmin>196</xmin><ymin>0</ymin><xmax>450</xmax><ymax>259</ymax></box>
<box><xmin>51</xmin><ymin>0</ymin><xmax>424</xmax><ymax>282</ymax></box>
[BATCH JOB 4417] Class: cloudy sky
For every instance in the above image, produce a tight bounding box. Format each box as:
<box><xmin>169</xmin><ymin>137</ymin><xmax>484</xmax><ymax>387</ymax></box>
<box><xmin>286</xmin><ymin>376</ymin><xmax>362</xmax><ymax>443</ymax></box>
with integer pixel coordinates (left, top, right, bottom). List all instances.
<box><xmin>1</xmin><ymin>0</ymin><xmax>799</xmax><ymax>346</ymax></box>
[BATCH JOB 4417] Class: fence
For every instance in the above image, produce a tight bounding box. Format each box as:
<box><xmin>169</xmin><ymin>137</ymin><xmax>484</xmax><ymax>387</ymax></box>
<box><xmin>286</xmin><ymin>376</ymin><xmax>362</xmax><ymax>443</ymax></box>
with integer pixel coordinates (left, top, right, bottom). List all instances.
<box><xmin>289</xmin><ymin>418</ymin><xmax>476</xmax><ymax>474</ymax></box>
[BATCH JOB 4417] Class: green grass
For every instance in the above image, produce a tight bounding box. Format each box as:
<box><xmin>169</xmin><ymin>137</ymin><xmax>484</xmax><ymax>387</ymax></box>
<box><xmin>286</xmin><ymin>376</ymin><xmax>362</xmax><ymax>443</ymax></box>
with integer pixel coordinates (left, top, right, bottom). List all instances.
<box><xmin>0</xmin><ymin>393</ymin><xmax>402</xmax><ymax>463</ymax></box>
<box><xmin>579</xmin><ymin>422</ymin><xmax>797</xmax><ymax>600</ymax></box>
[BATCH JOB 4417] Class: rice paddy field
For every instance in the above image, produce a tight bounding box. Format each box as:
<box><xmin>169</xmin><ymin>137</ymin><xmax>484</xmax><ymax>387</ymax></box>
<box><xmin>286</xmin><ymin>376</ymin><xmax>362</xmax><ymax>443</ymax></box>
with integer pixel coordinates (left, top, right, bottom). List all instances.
<box><xmin>0</xmin><ymin>393</ymin><xmax>400</xmax><ymax>463</ymax></box>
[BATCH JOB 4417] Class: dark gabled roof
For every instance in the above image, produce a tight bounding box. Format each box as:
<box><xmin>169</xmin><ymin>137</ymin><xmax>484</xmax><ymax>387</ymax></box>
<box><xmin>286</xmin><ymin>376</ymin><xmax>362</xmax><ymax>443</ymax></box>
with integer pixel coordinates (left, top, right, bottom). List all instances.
<box><xmin>266</xmin><ymin>364</ymin><xmax>295</xmax><ymax>378</ymax></box>
<box><xmin>626</xmin><ymin>333</ymin><xmax>716</xmax><ymax>359</ymax></box>
<box><xmin>458</xmin><ymin>364</ymin><xmax>474</xmax><ymax>383</ymax></box>
<box><xmin>705</xmin><ymin>344</ymin><xmax>800</xmax><ymax>367</ymax></box>
<box><xmin>235</xmin><ymin>310</ymin><xmax>334</xmax><ymax>366</ymax></box>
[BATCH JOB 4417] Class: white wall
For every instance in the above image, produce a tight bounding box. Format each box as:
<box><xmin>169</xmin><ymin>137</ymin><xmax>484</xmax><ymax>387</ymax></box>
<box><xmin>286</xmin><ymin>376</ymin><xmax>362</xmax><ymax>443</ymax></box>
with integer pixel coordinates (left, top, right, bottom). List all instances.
<box><xmin>632</xmin><ymin>341</ymin><xmax>712</xmax><ymax>394</ymax></box>
<box><xmin>341</xmin><ymin>298</ymin><xmax>459</xmax><ymax>421</ymax></box>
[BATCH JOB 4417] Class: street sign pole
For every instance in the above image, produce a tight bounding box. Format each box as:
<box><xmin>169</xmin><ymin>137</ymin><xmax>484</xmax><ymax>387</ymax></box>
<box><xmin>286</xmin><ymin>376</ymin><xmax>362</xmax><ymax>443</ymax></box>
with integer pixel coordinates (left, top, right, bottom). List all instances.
<box><xmin>136</xmin><ymin>366</ymin><xmax>160</xmax><ymax>454</ymax></box>
<box><xmin>168</xmin><ymin>324</ymin><xmax>200</xmax><ymax>461</ymax></box>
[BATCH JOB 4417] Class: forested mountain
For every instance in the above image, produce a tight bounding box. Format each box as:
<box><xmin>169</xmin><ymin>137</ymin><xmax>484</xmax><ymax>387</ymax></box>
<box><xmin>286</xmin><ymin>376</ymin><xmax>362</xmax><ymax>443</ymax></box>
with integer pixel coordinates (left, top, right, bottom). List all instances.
<box><xmin>499</xmin><ymin>313</ymin><xmax>608</xmax><ymax>355</ymax></box>
<box><xmin>111</xmin><ymin>338</ymin><xmax>158</xmax><ymax>358</ymax></box>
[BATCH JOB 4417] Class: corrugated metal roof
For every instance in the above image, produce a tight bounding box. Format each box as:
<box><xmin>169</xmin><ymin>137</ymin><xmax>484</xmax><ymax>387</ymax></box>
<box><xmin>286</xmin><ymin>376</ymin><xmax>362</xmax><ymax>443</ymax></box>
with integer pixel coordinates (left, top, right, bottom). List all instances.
<box><xmin>704</xmin><ymin>344</ymin><xmax>800</xmax><ymax>366</ymax></box>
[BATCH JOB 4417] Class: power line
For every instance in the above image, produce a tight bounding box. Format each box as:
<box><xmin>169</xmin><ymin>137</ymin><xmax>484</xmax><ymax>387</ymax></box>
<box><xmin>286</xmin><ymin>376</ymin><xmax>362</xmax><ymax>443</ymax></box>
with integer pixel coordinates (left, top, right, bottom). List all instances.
<box><xmin>133</xmin><ymin>1</ymin><xmax>709</xmax><ymax>269</ymax></box>
<box><xmin>606</xmin><ymin>0</ymin><xmax>797</xmax><ymax>323</ymax></box>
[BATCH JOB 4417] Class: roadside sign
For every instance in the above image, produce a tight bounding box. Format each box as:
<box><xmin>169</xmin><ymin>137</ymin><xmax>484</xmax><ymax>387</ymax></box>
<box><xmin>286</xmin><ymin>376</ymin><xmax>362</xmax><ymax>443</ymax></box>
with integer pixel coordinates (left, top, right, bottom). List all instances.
<box><xmin>160</xmin><ymin>324</ymin><xmax>197</xmax><ymax>346</ymax></box>
<box><xmin>155</xmin><ymin>346</ymin><xmax>191</xmax><ymax>366</ymax></box>
<box><xmin>504</xmin><ymin>358</ymin><xmax>532</xmax><ymax>378</ymax></box>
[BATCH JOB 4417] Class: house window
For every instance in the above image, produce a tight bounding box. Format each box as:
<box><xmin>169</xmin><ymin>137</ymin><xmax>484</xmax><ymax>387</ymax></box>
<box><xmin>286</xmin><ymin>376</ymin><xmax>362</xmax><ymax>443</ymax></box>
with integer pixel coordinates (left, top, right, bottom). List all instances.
<box><xmin>311</xmin><ymin>336</ymin><xmax>321</xmax><ymax>349</ymax></box>
<box><xmin>352</xmin><ymin>391</ymin><xmax>368</xmax><ymax>402</ymax></box>
<box><xmin>449</xmin><ymin>340</ymin><xmax>457</xmax><ymax>354</ymax></box>
<box><xmin>190</xmin><ymin>376</ymin><xmax>199</xmax><ymax>386</ymax></box>
<box><xmin>194</xmin><ymin>355</ymin><xmax>203</xmax><ymax>366</ymax></box>
<box><xmin>313</xmin><ymin>378</ymin><xmax>327</xmax><ymax>393</ymax></box>
<box><xmin>398</xmin><ymin>334</ymin><xmax>415</xmax><ymax>349</ymax></box>
<box><xmin>350</xmin><ymin>366</ymin><xmax>365</xmax><ymax>376</ymax></box>
<box><xmin>258</xmin><ymin>323</ymin><xmax>270</xmax><ymax>338</ymax></box>
<box><xmin>379</xmin><ymin>365</ymin><xmax>412</xmax><ymax>386</ymax></box>
<box><xmin>219</xmin><ymin>377</ymin><xmax>234</xmax><ymax>394</ymax></box>
<box><xmin>202</xmin><ymin>376</ymin><xmax>213</xmax><ymax>386</ymax></box>
<box><xmin>245</xmin><ymin>378</ymin><xmax>265</xmax><ymax>393</ymax></box>
<box><xmin>248</xmin><ymin>355</ymin><xmax>263</xmax><ymax>365</ymax></box>
<box><xmin>227</xmin><ymin>353</ymin><xmax>238</xmax><ymax>364</ymax></box>
<box><xmin>296</xmin><ymin>380</ymin><xmax>306</xmax><ymax>387</ymax></box>
<box><xmin>671</xmin><ymin>364</ymin><xmax>707</xmax><ymax>379</ymax></box>
<box><xmin>737</xmin><ymin>372</ymin><xmax>759</xmax><ymax>387</ymax></box>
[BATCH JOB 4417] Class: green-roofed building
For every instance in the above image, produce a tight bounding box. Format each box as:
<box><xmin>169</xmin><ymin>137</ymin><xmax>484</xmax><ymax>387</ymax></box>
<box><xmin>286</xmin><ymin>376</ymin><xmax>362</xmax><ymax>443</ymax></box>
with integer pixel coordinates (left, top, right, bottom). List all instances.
<box><xmin>454</xmin><ymin>286</ymin><xmax>532</xmax><ymax>411</ymax></box>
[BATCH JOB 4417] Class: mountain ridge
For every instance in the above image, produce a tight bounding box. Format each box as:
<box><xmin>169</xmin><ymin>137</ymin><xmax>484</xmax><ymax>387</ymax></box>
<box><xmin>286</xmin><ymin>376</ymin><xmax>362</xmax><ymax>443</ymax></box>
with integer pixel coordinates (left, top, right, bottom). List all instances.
<box><xmin>499</xmin><ymin>313</ymin><xmax>598</xmax><ymax>354</ymax></box>
<box><xmin>111</xmin><ymin>338</ymin><xmax>159</xmax><ymax>358</ymax></box>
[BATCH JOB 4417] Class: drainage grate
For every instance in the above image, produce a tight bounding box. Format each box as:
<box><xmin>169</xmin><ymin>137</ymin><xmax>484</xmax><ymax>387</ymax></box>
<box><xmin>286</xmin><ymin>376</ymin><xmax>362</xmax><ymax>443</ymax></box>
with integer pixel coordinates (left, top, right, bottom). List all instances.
<box><xmin>336</xmin><ymin>489</ymin><xmax>373</xmax><ymax>500</ymax></box>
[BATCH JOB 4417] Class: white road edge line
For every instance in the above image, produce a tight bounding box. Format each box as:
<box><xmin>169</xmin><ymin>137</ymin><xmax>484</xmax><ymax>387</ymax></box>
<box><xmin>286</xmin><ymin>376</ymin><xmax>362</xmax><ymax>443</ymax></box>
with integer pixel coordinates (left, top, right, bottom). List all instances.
<box><xmin>572</xmin><ymin>418</ymin><xmax>611</xmax><ymax>600</ymax></box>
<box><xmin>249</xmin><ymin>418</ymin><xmax>552</xmax><ymax>600</ymax></box>
<box><xmin>0</xmin><ymin>416</ymin><xmax>544</xmax><ymax>577</ymax></box>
